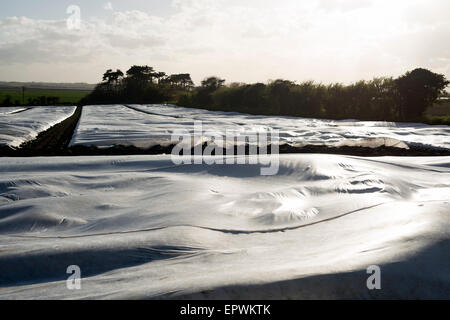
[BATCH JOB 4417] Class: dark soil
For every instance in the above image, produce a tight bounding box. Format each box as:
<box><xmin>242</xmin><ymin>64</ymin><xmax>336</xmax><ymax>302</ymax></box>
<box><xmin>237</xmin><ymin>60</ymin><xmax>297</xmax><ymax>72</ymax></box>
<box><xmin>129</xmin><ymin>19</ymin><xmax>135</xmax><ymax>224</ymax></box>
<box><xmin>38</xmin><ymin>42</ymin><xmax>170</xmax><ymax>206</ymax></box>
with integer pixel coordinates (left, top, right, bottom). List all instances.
<box><xmin>0</xmin><ymin>106</ymin><xmax>82</xmax><ymax>157</ymax></box>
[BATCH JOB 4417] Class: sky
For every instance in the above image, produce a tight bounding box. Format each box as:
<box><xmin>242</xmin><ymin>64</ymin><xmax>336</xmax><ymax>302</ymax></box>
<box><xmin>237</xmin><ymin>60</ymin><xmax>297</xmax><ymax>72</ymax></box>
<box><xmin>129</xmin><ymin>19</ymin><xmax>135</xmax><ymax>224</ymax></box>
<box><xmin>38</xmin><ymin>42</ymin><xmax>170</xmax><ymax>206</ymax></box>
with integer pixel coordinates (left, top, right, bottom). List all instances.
<box><xmin>0</xmin><ymin>0</ymin><xmax>449</xmax><ymax>85</ymax></box>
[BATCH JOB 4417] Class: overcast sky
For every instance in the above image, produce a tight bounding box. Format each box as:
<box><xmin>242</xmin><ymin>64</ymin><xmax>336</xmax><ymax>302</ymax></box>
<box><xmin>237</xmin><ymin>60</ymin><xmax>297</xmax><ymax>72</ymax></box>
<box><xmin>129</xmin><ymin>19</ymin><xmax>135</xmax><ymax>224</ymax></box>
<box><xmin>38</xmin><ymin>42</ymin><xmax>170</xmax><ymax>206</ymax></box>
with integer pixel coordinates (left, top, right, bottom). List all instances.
<box><xmin>0</xmin><ymin>0</ymin><xmax>449</xmax><ymax>85</ymax></box>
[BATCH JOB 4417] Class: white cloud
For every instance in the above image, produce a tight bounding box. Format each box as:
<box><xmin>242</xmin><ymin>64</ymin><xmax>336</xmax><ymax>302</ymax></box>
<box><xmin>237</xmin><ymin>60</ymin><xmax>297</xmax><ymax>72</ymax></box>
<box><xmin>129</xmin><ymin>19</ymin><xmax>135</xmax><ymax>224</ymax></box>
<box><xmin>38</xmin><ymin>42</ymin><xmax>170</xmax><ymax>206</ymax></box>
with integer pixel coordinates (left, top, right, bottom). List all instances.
<box><xmin>0</xmin><ymin>0</ymin><xmax>449</xmax><ymax>84</ymax></box>
<box><xmin>104</xmin><ymin>2</ymin><xmax>114</xmax><ymax>11</ymax></box>
<box><xmin>318</xmin><ymin>0</ymin><xmax>373</xmax><ymax>12</ymax></box>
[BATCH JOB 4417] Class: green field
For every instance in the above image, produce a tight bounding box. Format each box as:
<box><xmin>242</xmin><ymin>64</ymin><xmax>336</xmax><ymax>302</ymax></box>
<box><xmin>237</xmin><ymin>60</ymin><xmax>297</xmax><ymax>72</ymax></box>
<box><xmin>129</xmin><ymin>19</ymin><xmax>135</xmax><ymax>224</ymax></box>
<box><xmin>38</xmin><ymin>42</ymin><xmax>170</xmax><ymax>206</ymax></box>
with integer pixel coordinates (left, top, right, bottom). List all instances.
<box><xmin>0</xmin><ymin>88</ymin><xmax>91</xmax><ymax>104</ymax></box>
<box><xmin>423</xmin><ymin>99</ymin><xmax>450</xmax><ymax>125</ymax></box>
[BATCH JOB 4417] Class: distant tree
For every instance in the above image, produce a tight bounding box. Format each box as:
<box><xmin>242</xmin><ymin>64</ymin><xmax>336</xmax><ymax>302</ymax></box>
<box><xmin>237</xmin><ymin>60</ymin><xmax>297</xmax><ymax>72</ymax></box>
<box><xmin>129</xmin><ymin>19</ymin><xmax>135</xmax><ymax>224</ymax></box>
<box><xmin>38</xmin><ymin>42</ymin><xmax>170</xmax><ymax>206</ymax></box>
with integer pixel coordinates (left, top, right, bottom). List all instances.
<box><xmin>267</xmin><ymin>79</ymin><xmax>295</xmax><ymax>115</ymax></box>
<box><xmin>294</xmin><ymin>81</ymin><xmax>326</xmax><ymax>118</ymax></box>
<box><xmin>84</xmin><ymin>65</ymin><xmax>173</xmax><ymax>105</ymax></box>
<box><xmin>228</xmin><ymin>82</ymin><xmax>247</xmax><ymax>88</ymax></box>
<box><xmin>188</xmin><ymin>76</ymin><xmax>225</xmax><ymax>107</ymax></box>
<box><xmin>164</xmin><ymin>74</ymin><xmax>194</xmax><ymax>90</ymax></box>
<box><xmin>154</xmin><ymin>72</ymin><xmax>167</xmax><ymax>84</ymax></box>
<box><xmin>179</xmin><ymin>74</ymin><xmax>194</xmax><ymax>90</ymax></box>
<box><xmin>126</xmin><ymin>65</ymin><xmax>156</xmax><ymax>84</ymax></box>
<box><xmin>84</xmin><ymin>64</ymin><xmax>450</xmax><ymax>124</ymax></box>
<box><xmin>395</xmin><ymin>68</ymin><xmax>449</xmax><ymax>120</ymax></box>
<box><xmin>370</xmin><ymin>77</ymin><xmax>397</xmax><ymax>120</ymax></box>
<box><xmin>241</xmin><ymin>83</ymin><xmax>267</xmax><ymax>113</ymax></box>
<box><xmin>102</xmin><ymin>69</ymin><xmax>124</xmax><ymax>85</ymax></box>
<box><xmin>201</xmin><ymin>77</ymin><xmax>225</xmax><ymax>91</ymax></box>
<box><xmin>102</xmin><ymin>69</ymin><xmax>113</xmax><ymax>84</ymax></box>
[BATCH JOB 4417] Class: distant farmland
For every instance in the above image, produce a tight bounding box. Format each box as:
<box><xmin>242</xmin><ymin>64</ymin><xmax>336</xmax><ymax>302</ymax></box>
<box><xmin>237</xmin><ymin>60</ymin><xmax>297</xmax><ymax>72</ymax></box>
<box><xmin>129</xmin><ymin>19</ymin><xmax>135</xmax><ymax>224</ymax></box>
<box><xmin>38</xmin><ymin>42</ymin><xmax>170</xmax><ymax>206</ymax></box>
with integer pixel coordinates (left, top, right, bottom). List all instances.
<box><xmin>0</xmin><ymin>87</ymin><xmax>92</xmax><ymax>104</ymax></box>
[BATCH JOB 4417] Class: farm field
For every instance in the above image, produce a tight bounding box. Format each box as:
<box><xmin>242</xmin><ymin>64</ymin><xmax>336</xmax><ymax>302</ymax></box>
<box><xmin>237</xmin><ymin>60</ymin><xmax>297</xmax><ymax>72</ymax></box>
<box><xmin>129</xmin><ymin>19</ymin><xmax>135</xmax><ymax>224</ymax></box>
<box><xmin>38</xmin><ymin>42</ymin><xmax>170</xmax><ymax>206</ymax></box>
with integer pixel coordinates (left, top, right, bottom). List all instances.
<box><xmin>0</xmin><ymin>107</ymin><xmax>28</xmax><ymax>115</ymax></box>
<box><xmin>71</xmin><ymin>104</ymin><xmax>450</xmax><ymax>150</ymax></box>
<box><xmin>0</xmin><ymin>106</ymin><xmax>76</xmax><ymax>147</ymax></box>
<box><xmin>69</xmin><ymin>104</ymin><xmax>187</xmax><ymax>149</ymax></box>
<box><xmin>0</xmin><ymin>104</ymin><xmax>449</xmax><ymax>299</ymax></box>
<box><xmin>0</xmin><ymin>154</ymin><xmax>448</xmax><ymax>299</ymax></box>
<box><xmin>2</xmin><ymin>0</ymin><xmax>450</xmax><ymax>305</ymax></box>
<box><xmin>0</xmin><ymin>88</ymin><xmax>91</xmax><ymax>104</ymax></box>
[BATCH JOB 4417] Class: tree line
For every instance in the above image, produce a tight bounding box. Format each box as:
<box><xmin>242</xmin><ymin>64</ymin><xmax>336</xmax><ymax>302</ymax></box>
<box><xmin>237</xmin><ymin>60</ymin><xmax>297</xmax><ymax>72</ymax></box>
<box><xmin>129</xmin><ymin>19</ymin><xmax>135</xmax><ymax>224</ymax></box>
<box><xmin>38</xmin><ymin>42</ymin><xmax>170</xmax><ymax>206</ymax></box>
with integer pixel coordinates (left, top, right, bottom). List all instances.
<box><xmin>178</xmin><ymin>68</ymin><xmax>449</xmax><ymax>122</ymax></box>
<box><xmin>81</xmin><ymin>66</ymin><xmax>194</xmax><ymax>105</ymax></box>
<box><xmin>8</xmin><ymin>65</ymin><xmax>446</xmax><ymax>123</ymax></box>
